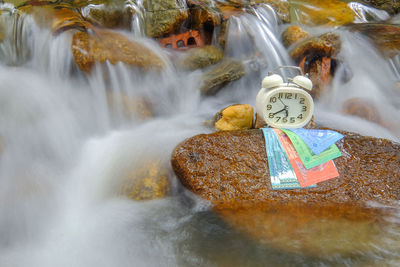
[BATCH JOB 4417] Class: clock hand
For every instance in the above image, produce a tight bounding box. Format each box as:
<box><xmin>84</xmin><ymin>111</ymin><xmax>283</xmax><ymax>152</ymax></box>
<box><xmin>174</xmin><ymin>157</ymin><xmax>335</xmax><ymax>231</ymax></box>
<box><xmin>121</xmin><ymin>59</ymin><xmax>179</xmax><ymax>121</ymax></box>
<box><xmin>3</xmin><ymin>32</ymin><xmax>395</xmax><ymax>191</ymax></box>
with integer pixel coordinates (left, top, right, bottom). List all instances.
<box><xmin>272</xmin><ymin>108</ymin><xmax>286</xmax><ymax>115</ymax></box>
<box><xmin>278</xmin><ymin>98</ymin><xmax>286</xmax><ymax>107</ymax></box>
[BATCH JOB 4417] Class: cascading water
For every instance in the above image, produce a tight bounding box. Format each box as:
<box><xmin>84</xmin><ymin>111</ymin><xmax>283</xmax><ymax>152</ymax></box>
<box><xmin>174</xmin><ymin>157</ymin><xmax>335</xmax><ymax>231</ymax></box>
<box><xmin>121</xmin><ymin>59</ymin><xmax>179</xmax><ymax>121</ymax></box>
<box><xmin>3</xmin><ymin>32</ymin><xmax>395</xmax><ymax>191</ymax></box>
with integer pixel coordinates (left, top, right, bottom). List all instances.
<box><xmin>0</xmin><ymin>1</ymin><xmax>400</xmax><ymax>266</ymax></box>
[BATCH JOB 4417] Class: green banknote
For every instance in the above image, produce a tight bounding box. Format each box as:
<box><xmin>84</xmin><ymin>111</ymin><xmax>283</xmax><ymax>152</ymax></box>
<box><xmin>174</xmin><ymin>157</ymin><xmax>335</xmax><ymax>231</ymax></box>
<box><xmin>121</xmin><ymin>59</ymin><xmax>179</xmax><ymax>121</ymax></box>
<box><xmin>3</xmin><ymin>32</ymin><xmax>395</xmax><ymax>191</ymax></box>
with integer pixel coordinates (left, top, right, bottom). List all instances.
<box><xmin>281</xmin><ymin>129</ymin><xmax>342</xmax><ymax>169</ymax></box>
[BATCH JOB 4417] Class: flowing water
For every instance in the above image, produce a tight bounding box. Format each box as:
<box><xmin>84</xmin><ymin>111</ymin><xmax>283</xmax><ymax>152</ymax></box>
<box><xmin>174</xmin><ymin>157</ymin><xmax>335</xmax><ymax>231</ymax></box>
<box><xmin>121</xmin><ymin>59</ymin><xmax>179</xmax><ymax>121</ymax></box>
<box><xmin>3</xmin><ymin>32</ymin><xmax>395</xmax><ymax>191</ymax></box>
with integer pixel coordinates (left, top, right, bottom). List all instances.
<box><xmin>0</xmin><ymin>2</ymin><xmax>400</xmax><ymax>266</ymax></box>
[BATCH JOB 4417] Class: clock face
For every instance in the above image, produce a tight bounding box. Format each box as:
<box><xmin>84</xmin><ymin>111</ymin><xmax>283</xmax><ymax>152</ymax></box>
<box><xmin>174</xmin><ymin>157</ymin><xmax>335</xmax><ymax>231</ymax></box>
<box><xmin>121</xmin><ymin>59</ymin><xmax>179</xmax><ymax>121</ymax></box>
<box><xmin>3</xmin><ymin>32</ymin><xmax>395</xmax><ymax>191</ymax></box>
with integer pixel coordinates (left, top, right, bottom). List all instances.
<box><xmin>262</xmin><ymin>88</ymin><xmax>314</xmax><ymax>128</ymax></box>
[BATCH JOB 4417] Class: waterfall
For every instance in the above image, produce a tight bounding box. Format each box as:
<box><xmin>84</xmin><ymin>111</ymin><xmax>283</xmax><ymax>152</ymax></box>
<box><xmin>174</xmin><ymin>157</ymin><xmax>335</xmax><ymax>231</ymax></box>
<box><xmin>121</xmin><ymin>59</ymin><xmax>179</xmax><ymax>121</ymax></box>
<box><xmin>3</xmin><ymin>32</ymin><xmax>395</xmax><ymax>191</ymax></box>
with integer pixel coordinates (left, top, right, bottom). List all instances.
<box><xmin>0</xmin><ymin>1</ymin><xmax>400</xmax><ymax>266</ymax></box>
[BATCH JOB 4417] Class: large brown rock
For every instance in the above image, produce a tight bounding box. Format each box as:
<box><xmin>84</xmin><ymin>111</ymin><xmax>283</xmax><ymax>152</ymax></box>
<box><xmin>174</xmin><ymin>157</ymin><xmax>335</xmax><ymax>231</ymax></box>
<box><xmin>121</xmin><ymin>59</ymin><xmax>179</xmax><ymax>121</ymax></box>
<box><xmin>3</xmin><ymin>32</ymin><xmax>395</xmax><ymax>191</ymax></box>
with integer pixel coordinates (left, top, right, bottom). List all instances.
<box><xmin>172</xmin><ymin>129</ymin><xmax>400</xmax><ymax>205</ymax></box>
<box><xmin>144</xmin><ymin>0</ymin><xmax>188</xmax><ymax>37</ymax></box>
<box><xmin>71</xmin><ymin>29</ymin><xmax>164</xmax><ymax>72</ymax></box>
<box><xmin>171</xmin><ymin>129</ymin><xmax>400</xmax><ymax>255</ymax></box>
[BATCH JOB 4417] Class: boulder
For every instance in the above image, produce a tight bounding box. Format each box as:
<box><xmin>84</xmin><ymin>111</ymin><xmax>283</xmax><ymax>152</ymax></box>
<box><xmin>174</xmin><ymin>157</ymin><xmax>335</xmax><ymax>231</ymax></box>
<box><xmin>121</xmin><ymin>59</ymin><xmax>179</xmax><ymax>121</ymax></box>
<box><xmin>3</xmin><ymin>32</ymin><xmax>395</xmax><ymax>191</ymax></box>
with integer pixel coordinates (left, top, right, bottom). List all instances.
<box><xmin>17</xmin><ymin>4</ymin><xmax>87</xmax><ymax>34</ymax></box>
<box><xmin>144</xmin><ymin>0</ymin><xmax>188</xmax><ymax>37</ymax></box>
<box><xmin>214</xmin><ymin>104</ymin><xmax>254</xmax><ymax>131</ymax></box>
<box><xmin>187</xmin><ymin>0</ymin><xmax>221</xmax><ymax>29</ymax></box>
<box><xmin>289</xmin><ymin>0</ymin><xmax>355</xmax><ymax>26</ymax></box>
<box><xmin>171</xmin><ymin>129</ymin><xmax>400</xmax><ymax>255</ymax></box>
<box><xmin>289</xmin><ymin>32</ymin><xmax>341</xmax><ymax>63</ymax></box>
<box><xmin>172</xmin><ymin>129</ymin><xmax>400</xmax><ymax>205</ymax></box>
<box><xmin>200</xmin><ymin>58</ymin><xmax>246</xmax><ymax>96</ymax></box>
<box><xmin>71</xmin><ymin>29</ymin><xmax>164</xmax><ymax>72</ymax></box>
<box><xmin>281</xmin><ymin>25</ymin><xmax>310</xmax><ymax>48</ymax></box>
<box><xmin>118</xmin><ymin>160</ymin><xmax>170</xmax><ymax>201</ymax></box>
<box><xmin>179</xmin><ymin>45</ymin><xmax>224</xmax><ymax>70</ymax></box>
<box><xmin>82</xmin><ymin>0</ymin><xmax>134</xmax><ymax>29</ymax></box>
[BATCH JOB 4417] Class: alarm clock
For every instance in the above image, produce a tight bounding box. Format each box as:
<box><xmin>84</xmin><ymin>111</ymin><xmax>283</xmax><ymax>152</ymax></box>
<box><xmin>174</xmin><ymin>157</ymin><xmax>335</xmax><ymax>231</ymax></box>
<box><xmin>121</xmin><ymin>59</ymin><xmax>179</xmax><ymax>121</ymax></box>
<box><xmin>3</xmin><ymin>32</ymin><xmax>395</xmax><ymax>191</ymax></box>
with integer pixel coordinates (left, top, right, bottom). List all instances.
<box><xmin>256</xmin><ymin>66</ymin><xmax>314</xmax><ymax>129</ymax></box>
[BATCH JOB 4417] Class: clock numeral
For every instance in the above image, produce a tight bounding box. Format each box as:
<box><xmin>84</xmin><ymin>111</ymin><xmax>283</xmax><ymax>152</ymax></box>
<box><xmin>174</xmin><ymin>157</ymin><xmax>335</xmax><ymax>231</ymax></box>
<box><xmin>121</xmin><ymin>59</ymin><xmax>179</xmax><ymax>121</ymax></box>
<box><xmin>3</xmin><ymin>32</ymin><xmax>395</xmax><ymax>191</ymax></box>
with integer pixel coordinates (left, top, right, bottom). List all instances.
<box><xmin>275</xmin><ymin>116</ymin><xmax>281</xmax><ymax>122</ymax></box>
<box><xmin>270</xmin><ymin>97</ymin><xmax>277</xmax><ymax>103</ymax></box>
<box><xmin>269</xmin><ymin>113</ymin><xmax>274</xmax><ymax>118</ymax></box>
<box><xmin>290</xmin><ymin>117</ymin><xmax>295</xmax><ymax>123</ymax></box>
<box><xmin>299</xmin><ymin>98</ymin><xmax>305</xmax><ymax>104</ymax></box>
<box><xmin>294</xmin><ymin>94</ymin><xmax>298</xmax><ymax>99</ymax></box>
<box><xmin>278</xmin><ymin>93</ymin><xmax>283</xmax><ymax>99</ymax></box>
<box><xmin>297</xmin><ymin>114</ymin><xmax>303</xmax><ymax>119</ymax></box>
<box><xmin>285</xmin><ymin>93</ymin><xmax>292</xmax><ymax>99</ymax></box>
<box><xmin>282</xmin><ymin>117</ymin><xmax>288</xmax><ymax>123</ymax></box>
<box><xmin>266</xmin><ymin>104</ymin><xmax>272</xmax><ymax>110</ymax></box>
<box><xmin>302</xmin><ymin>106</ymin><xmax>307</xmax><ymax>111</ymax></box>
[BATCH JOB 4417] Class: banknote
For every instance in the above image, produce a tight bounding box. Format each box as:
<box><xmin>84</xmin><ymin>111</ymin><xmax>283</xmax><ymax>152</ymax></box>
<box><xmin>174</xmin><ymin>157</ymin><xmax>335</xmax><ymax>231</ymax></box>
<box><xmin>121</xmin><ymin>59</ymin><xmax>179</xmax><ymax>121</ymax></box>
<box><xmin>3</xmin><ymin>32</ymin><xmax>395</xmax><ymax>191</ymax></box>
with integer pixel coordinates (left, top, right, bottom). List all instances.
<box><xmin>281</xmin><ymin>129</ymin><xmax>342</xmax><ymax>169</ymax></box>
<box><xmin>274</xmin><ymin>129</ymin><xmax>339</xmax><ymax>187</ymax></box>
<box><xmin>288</xmin><ymin>128</ymin><xmax>344</xmax><ymax>155</ymax></box>
<box><xmin>262</xmin><ymin>128</ymin><xmax>302</xmax><ymax>189</ymax></box>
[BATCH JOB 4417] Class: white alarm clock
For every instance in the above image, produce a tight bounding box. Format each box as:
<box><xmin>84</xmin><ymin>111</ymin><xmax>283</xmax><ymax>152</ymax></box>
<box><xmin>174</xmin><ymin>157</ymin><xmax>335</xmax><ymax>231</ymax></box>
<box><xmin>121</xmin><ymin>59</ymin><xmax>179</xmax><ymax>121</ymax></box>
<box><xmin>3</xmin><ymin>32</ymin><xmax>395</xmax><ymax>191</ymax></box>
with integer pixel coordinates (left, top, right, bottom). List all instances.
<box><xmin>256</xmin><ymin>66</ymin><xmax>314</xmax><ymax>129</ymax></box>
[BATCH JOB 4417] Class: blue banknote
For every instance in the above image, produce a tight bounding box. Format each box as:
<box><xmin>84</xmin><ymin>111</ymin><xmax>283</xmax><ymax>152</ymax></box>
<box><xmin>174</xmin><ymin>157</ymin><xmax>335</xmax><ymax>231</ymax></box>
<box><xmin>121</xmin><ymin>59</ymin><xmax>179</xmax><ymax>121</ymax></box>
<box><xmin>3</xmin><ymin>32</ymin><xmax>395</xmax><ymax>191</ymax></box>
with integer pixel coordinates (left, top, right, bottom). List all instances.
<box><xmin>287</xmin><ymin>128</ymin><xmax>344</xmax><ymax>155</ymax></box>
<box><xmin>262</xmin><ymin>128</ymin><xmax>303</xmax><ymax>190</ymax></box>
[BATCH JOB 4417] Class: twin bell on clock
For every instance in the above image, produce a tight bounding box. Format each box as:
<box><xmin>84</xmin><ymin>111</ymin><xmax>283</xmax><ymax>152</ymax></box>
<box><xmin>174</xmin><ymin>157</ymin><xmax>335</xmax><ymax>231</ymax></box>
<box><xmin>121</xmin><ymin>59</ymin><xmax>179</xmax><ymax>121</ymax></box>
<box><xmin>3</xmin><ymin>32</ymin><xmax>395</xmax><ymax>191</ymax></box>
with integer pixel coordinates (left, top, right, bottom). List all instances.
<box><xmin>256</xmin><ymin>66</ymin><xmax>314</xmax><ymax>129</ymax></box>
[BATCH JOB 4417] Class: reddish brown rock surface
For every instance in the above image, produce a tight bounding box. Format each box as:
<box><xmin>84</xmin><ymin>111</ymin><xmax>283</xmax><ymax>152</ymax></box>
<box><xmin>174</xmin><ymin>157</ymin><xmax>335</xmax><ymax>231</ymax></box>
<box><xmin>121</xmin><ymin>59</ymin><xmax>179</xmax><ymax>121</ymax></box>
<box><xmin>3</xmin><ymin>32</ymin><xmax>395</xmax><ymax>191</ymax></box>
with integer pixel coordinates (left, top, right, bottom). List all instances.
<box><xmin>171</xmin><ymin>129</ymin><xmax>400</xmax><ymax>256</ymax></box>
<box><xmin>172</xmin><ymin>129</ymin><xmax>400</xmax><ymax>205</ymax></box>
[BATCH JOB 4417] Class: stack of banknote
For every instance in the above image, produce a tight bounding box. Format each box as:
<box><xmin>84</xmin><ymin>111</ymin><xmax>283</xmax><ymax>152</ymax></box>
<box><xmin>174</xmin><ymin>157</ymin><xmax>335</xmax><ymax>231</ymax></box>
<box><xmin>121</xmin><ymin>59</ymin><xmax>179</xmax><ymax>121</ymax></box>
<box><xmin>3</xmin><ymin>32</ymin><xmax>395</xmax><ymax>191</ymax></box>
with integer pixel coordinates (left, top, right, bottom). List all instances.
<box><xmin>262</xmin><ymin>128</ymin><xmax>344</xmax><ymax>190</ymax></box>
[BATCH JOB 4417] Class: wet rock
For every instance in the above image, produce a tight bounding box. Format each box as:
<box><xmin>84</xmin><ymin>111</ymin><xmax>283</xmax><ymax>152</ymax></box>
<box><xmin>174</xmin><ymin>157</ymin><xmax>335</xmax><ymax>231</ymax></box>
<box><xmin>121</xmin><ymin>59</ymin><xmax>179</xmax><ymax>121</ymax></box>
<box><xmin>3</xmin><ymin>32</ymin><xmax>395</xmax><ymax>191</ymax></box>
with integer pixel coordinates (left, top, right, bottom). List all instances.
<box><xmin>342</xmin><ymin>98</ymin><xmax>382</xmax><ymax>125</ymax></box>
<box><xmin>215</xmin><ymin>201</ymin><xmax>393</xmax><ymax>256</ymax></box>
<box><xmin>18</xmin><ymin>4</ymin><xmax>87</xmax><ymax>34</ymax></box>
<box><xmin>214</xmin><ymin>104</ymin><xmax>254</xmax><ymax>131</ymax></box>
<box><xmin>347</xmin><ymin>23</ymin><xmax>400</xmax><ymax>58</ymax></box>
<box><xmin>179</xmin><ymin>45</ymin><xmax>224</xmax><ymax>70</ymax></box>
<box><xmin>171</xmin><ymin>129</ymin><xmax>400</xmax><ymax>255</ymax></box>
<box><xmin>71</xmin><ymin>29</ymin><xmax>164</xmax><ymax>72</ymax></box>
<box><xmin>200</xmin><ymin>58</ymin><xmax>246</xmax><ymax>96</ymax></box>
<box><xmin>289</xmin><ymin>32</ymin><xmax>341</xmax><ymax>63</ymax></box>
<box><xmin>356</xmin><ymin>0</ymin><xmax>400</xmax><ymax>15</ymax></box>
<box><xmin>82</xmin><ymin>0</ymin><xmax>134</xmax><ymax>29</ymax></box>
<box><xmin>119</xmin><ymin>160</ymin><xmax>170</xmax><ymax>201</ymax></box>
<box><xmin>172</xmin><ymin>129</ymin><xmax>400</xmax><ymax>205</ymax></box>
<box><xmin>290</xmin><ymin>0</ymin><xmax>355</xmax><ymax>26</ymax></box>
<box><xmin>144</xmin><ymin>0</ymin><xmax>189</xmax><ymax>37</ymax></box>
<box><xmin>187</xmin><ymin>0</ymin><xmax>221</xmax><ymax>29</ymax></box>
<box><xmin>281</xmin><ymin>25</ymin><xmax>310</xmax><ymax>48</ymax></box>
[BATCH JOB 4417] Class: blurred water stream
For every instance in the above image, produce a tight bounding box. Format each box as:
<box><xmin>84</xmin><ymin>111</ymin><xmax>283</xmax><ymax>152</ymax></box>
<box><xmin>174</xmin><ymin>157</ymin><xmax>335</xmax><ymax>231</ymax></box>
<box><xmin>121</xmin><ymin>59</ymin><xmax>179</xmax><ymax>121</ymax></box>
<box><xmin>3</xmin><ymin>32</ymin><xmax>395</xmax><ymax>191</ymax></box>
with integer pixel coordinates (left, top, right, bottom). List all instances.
<box><xmin>0</xmin><ymin>1</ymin><xmax>399</xmax><ymax>266</ymax></box>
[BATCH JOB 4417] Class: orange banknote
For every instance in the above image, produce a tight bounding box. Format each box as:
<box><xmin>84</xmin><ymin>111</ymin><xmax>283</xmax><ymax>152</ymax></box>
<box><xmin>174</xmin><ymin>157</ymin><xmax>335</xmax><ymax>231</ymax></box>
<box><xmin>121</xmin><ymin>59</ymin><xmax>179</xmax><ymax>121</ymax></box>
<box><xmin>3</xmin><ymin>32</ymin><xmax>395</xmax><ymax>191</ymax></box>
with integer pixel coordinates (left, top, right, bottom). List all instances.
<box><xmin>273</xmin><ymin>129</ymin><xmax>339</xmax><ymax>187</ymax></box>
